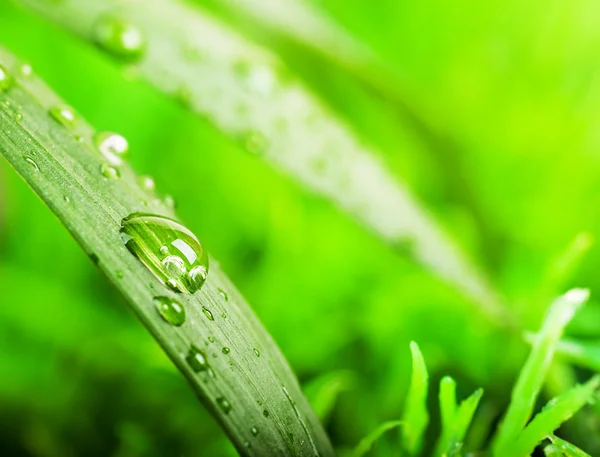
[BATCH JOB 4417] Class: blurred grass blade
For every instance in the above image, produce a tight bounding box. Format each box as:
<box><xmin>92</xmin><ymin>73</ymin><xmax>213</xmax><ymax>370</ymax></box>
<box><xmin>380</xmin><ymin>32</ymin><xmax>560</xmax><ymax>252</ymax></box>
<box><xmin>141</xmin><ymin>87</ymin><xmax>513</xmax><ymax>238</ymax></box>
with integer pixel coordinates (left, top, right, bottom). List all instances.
<box><xmin>545</xmin><ymin>444</ymin><xmax>565</xmax><ymax>457</ymax></box>
<box><xmin>549</xmin><ymin>434</ymin><xmax>593</xmax><ymax>457</ymax></box>
<box><xmin>304</xmin><ymin>370</ymin><xmax>356</xmax><ymax>423</ymax></box>
<box><xmin>492</xmin><ymin>289</ymin><xmax>590</xmax><ymax>456</ymax></box>
<box><xmin>0</xmin><ymin>46</ymin><xmax>334</xmax><ymax>457</ymax></box>
<box><xmin>435</xmin><ymin>377</ymin><xmax>483</xmax><ymax>457</ymax></box>
<box><xmin>401</xmin><ymin>341</ymin><xmax>429</xmax><ymax>455</ymax></box>
<box><xmin>14</xmin><ymin>0</ymin><xmax>507</xmax><ymax>323</ymax></box>
<box><xmin>351</xmin><ymin>420</ymin><xmax>403</xmax><ymax>457</ymax></box>
<box><xmin>552</xmin><ymin>338</ymin><xmax>600</xmax><ymax>372</ymax></box>
<box><xmin>509</xmin><ymin>376</ymin><xmax>600</xmax><ymax>457</ymax></box>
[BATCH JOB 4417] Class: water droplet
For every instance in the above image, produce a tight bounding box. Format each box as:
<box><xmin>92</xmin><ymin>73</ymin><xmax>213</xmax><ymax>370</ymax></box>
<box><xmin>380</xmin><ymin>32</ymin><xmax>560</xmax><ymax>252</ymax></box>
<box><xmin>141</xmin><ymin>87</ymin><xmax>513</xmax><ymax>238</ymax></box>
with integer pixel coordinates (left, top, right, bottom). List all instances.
<box><xmin>120</xmin><ymin>213</ymin><xmax>209</xmax><ymax>294</ymax></box>
<box><xmin>208</xmin><ymin>336</ymin><xmax>215</xmax><ymax>343</ymax></box>
<box><xmin>24</xmin><ymin>155</ymin><xmax>38</xmax><ymax>171</ymax></box>
<box><xmin>202</xmin><ymin>306</ymin><xmax>214</xmax><ymax>321</ymax></box>
<box><xmin>0</xmin><ymin>64</ymin><xmax>13</xmax><ymax>92</ymax></box>
<box><xmin>64</xmin><ymin>196</ymin><xmax>71</xmax><ymax>203</ymax></box>
<box><xmin>90</xmin><ymin>253</ymin><xmax>99</xmax><ymax>264</ymax></box>
<box><xmin>234</xmin><ymin>61</ymin><xmax>275</xmax><ymax>96</ymax></box>
<box><xmin>154</xmin><ymin>296</ymin><xmax>186</xmax><ymax>326</ymax></box>
<box><xmin>251</xmin><ymin>426</ymin><xmax>259</xmax><ymax>436</ymax></box>
<box><xmin>94</xmin><ymin>131</ymin><xmax>128</xmax><ymax>165</ymax></box>
<box><xmin>93</xmin><ymin>15</ymin><xmax>146</xmax><ymax>60</ymax></box>
<box><xmin>100</xmin><ymin>163</ymin><xmax>120</xmax><ymax>179</ymax></box>
<box><xmin>116</xmin><ymin>270</ymin><xmax>124</xmax><ymax>279</ymax></box>
<box><xmin>241</xmin><ymin>130</ymin><xmax>268</xmax><ymax>154</ymax></box>
<box><xmin>217</xmin><ymin>288</ymin><xmax>228</xmax><ymax>301</ymax></box>
<box><xmin>186</xmin><ymin>345</ymin><xmax>209</xmax><ymax>373</ymax></box>
<box><xmin>139</xmin><ymin>175</ymin><xmax>156</xmax><ymax>192</ymax></box>
<box><xmin>221</xmin><ymin>313</ymin><xmax>227</xmax><ymax>319</ymax></box>
<box><xmin>164</xmin><ymin>194</ymin><xmax>176</xmax><ymax>209</ymax></box>
<box><xmin>253</xmin><ymin>348</ymin><xmax>260</xmax><ymax>357</ymax></box>
<box><xmin>216</xmin><ymin>397</ymin><xmax>231</xmax><ymax>414</ymax></box>
<box><xmin>159</xmin><ymin>245</ymin><xmax>169</xmax><ymax>255</ymax></box>
<box><xmin>49</xmin><ymin>104</ymin><xmax>77</xmax><ymax>129</ymax></box>
<box><xmin>222</xmin><ymin>347</ymin><xmax>230</xmax><ymax>354</ymax></box>
<box><xmin>19</xmin><ymin>63</ymin><xmax>32</xmax><ymax>78</ymax></box>
<box><xmin>263</xmin><ymin>409</ymin><xmax>269</xmax><ymax>417</ymax></box>
<box><xmin>14</xmin><ymin>112</ymin><xmax>23</xmax><ymax>122</ymax></box>
<box><xmin>244</xmin><ymin>441</ymin><xmax>251</xmax><ymax>448</ymax></box>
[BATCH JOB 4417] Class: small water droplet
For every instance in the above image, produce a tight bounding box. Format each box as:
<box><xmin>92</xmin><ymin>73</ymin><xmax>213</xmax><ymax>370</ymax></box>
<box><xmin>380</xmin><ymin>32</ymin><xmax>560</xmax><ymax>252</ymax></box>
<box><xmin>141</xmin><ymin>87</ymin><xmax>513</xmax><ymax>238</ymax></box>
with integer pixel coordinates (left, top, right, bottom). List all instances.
<box><xmin>216</xmin><ymin>397</ymin><xmax>232</xmax><ymax>414</ymax></box>
<box><xmin>222</xmin><ymin>347</ymin><xmax>230</xmax><ymax>354</ymax></box>
<box><xmin>234</xmin><ymin>61</ymin><xmax>275</xmax><ymax>96</ymax></box>
<box><xmin>164</xmin><ymin>194</ymin><xmax>176</xmax><ymax>209</ymax></box>
<box><xmin>14</xmin><ymin>112</ymin><xmax>23</xmax><ymax>122</ymax></box>
<box><xmin>139</xmin><ymin>175</ymin><xmax>156</xmax><ymax>192</ymax></box>
<box><xmin>253</xmin><ymin>348</ymin><xmax>260</xmax><ymax>357</ymax></box>
<box><xmin>186</xmin><ymin>345</ymin><xmax>209</xmax><ymax>373</ymax></box>
<box><xmin>49</xmin><ymin>104</ymin><xmax>77</xmax><ymax>129</ymax></box>
<box><xmin>251</xmin><ymin>426</ymin><xmax>259</xmax><ymax>436</ymax></box>
<box><xmin>100</xmin><ymin>163</ymin><xmax>120</xmax><ymax>179</ymax></box>
<box><xmin>221</xmin><ymin>313</ymin><xmax>227</xmax><ymax>319</ymax></box>
<box><xmin>244</xmin><ymin>441</ymin><xmax>251</xmax><ymax>448</ymax></box>
<box><xmin>202</xmin><ymin>306</ymin><xmax>214</xmax><ymax>321</ymax></box>
<box><xmin>64</xmin><ymin>196</ymin><xmax>71</xmax><ymax>203</ymax></box>
<box><xmin>94</xmin><ymin>131</ymin><xmax>128</xmax><ymax>165</ymax></box>
<box><xmin>19</xmin><ymin>63</ymin><xmax>33</xmax><ymax>78</ymax></box>
<box><xmin>121</xmin><ymin>213</ymin><xmax>209</xmax><ymax>294</ymax></box>
<box><xmin>159</xmin><ymin>245</ymin><xmax>169</xmax><ymax>255</ymax></box>
<box><xmin>0</xmin><ymin>64</ymin><xmax>13</xmax><ymax>92</ymax></box>
<box><xmin>263</xmin><ymin>409</ymin><xmax>269</xmax><ymax>417</ymax></box>
<box><xmin>154</xmin><ymin>296</ymin><xmax>186</xmax><ymax>326</ymax></box>
<box><xmin>116</xmin><ymin>270</ymin><xmax>124</xmax><ymax>279</ymax></box>
<box><xmin>217</xmin><ymin>288</ymin><xmax>228</xmax><ymax>301</ymax></box>
<box><xmin>24</xmin><ymin>155</ymin><xmax>38</xmax><ymax>171</ymax></box>
<box><xmin>93</xmin><ymin>15</ymin><xmax>146</xmax><ymax>60</ymax></box>
<box><xmin>241</xmin><ymin>130</ymin><xmax>268</xmax><ymax>154</ymax></box>
<box><xmin>208</xmin><ymin>336</ymin><xmax>215</xmax><ymax>343</ymax></box>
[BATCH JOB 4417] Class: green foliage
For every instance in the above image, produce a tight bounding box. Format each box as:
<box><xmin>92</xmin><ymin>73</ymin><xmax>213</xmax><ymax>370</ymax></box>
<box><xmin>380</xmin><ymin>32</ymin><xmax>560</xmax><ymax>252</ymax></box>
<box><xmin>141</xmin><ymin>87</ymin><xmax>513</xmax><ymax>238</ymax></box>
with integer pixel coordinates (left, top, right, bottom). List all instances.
<box><xmin>401</xmin><ymin>342</ymin><xmax>429</xmax><ymax>455</ymax></box>
<box><xmin>351</xmin><ymin>421</ymin><xmax>404</xmax><ymax>457</ymax></box>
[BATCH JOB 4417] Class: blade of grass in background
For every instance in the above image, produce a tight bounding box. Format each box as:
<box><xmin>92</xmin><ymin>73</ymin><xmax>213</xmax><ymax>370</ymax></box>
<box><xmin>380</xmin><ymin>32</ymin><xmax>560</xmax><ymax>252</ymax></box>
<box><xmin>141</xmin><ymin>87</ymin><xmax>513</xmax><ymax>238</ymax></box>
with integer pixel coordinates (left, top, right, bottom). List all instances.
<box><xmin>510</xmin><ymin>376</ymin><xmax>599</xmax><ymax>456</ymax></box>
<box><xmin>550</xmin><ymin>338</ymin><xmax>600</xmax><ymax>372</ymax></box>
<box><xmin>401</xmin><ymin>341</ymin><xmax>429</xmax><ymax>455</ymax></box>
<box><xmin>492</xmin><ymin>289</ymin><xmax>590</xmax><ymax>456</ymax></box>
<box><xmin>0</xmin><ymin>45</ymin><xmax>334</xmax><ymax>457</ymax></box>
<box><xmin>14</xmin><ymin>0</ymin><xmax>508</xmax><ymax>323</ymax></box>
<box><xmin>351</xmin><ymin>420</ymin><xmax>403</xmax><ymax>457</ymax></box>
<box><xmin>304</xmin><ymin>370</ymin><xmax>356</xmax><ymax>423</ymax></box>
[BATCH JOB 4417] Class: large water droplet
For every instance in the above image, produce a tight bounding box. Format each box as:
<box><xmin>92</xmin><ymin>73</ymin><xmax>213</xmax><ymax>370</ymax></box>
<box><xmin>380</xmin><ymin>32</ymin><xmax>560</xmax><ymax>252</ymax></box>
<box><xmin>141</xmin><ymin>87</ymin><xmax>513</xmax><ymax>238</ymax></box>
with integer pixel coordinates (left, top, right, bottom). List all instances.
<box><xmin>202</xmin><ymin>306</ymin><xmax>214</xmax><ymax>321</ymax></box>
<box><xmin>216</xmin><ymin>397</ymin><xmax>232</xmax><ymax>414</ymax></box>
<box><xmin>186</xmin><ymin>345</ymin><xmax>209</xmax><ymax>373</ymax></box>
<box><xmin>120</xmin><ymin>213</ymin><xmax>209</xmax><ymax>294</ymax></box>
<box><xmin>222</xmin><ymin>347</ymin><xmax>230</xmax><ymax>354</ymax></box>
<box><xmin>93</xmin><ymin>15</ymin><xmax>146</xmax><ymax>60</ymax></box>
<box><xmin>154</xmin><ymin>296</ymin><xmax>186</xmax><ymax>326</ymax></box>
<box><xmin>49</xmin><ymin>104</ymin><xmax>77</xmax><ymax>129</ymax></box>
<box><xmin>24</xmin><ymin>155</ymin><xmax>39</xmax><ymax>171</ymax></box>
<box><xmin>0</xmin><ymin>64</ymin><xmax>12</xmax><ymax>92</ymax></box>
<box><xmin>95</xmin><ymin>131</ymin><xmax>128</xmax><ymax>165</ymax></box>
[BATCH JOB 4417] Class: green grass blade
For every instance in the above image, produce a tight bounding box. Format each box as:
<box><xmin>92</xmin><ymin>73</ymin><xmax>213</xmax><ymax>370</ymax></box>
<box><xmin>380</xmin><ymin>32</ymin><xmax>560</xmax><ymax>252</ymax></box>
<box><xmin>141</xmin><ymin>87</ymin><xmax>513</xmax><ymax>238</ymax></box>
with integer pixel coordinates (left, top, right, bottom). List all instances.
<box><xmin>401</xmin><ymin>342</ymin><xmax>429</xmax><ymax>455</ymax></box>
<box><xmin>552</xmin><ymin>338</ymin><xmax>600</xmax><ymax>372</ymax></box>
<box><xmin>351</xmin><ymin>420</ymin><xmax>404</xmax><ymax>457</ymax></box>
<box><xmin>492</xmin><ymin>289</ymin><xmax>589</xmax><ymax>456</ymax></box>
<box><xmin>304</xmin><ymin>370</ymin><xmax>356</xmax><ymax>423</ymax></box>
<box><xmin>509</xmin><ymin>376</ymin><xmax>600</xmax><ymax>457</ymax></box>
<box><xmin>449</xmin><ymin>388</ymin><xmax>484</xmax><ymax>454</ymax></box>
<box><xmin>544</xmin><ymin>444</ymin><xmax>565</xmax><ymax>457</ymax></box>
<box><xmin>14</xmin><ymin>0</ymin><xmax>507</xmax><ymax>323</ymax></box>
<box><xmin>0</xmin><ymin>45</ymin><xmax>334</xmax><ymax>457</ymax></box>
<box><xmin>549</xmin><ymin>435</ymin><xmax>593</xmax><ymax>457</ymax></box>
<box><xmin>434</xmin><ymin>376</ymin><xmax>457</xmax><ymax>456</ymax></box>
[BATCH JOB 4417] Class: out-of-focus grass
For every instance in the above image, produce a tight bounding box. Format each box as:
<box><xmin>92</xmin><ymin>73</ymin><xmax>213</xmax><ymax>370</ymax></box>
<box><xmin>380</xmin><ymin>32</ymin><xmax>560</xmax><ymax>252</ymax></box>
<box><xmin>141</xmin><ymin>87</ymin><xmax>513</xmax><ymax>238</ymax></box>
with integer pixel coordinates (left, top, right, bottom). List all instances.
<box><xmin>1</xmin><ymin>0</ymin><xmax>600</xmax><ymax>455</ymax></box>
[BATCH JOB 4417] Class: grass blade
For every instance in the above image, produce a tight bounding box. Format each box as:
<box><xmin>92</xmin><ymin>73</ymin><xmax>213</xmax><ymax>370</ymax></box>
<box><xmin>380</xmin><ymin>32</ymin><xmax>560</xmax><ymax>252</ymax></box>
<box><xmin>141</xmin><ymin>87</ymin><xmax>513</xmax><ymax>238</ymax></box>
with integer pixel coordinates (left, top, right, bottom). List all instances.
<box><xmin>549</xmin><ymin>435</ymin><xmax>593</xmax><ymax>457</ymax></box>
<box><xmin>510</xmin><ymin>376</ymin><xmax>600</xmax><ymax>457</ymax></box>
<box><xmin>15</xmin><ymin>0</ymin><xmax>507</xmax><ymax>322</ymax></box>
<box><xmin>304</xmin><ymin>370</ymin><xmax>356</xmax><ymax>423</ymax></box>
<box><xmin>492</xmin><ymin>289</ymin><xmax>589</xmax><ymax>456</ymax></box>
<box><xmin>401</xmin><ymin>341</ymin><xmax>429</xmax><ymax>455</ymax></box>
<box><xmin>0</xmin><ymin>45</ymin><xmax>334</xmax><ymax>457</ymax></box>
<box><xmin>544</xmin><ymin>444</ymin><xmax>565</xmax><ymax>457</ymax></box>
<box><xmin>351</xmin><ymin>420</ymin><xmax>404</xmax><ymax>457</ymax></box>
<box><xmin>552</xmin><ymin>338</ymin><xmax>600</xmax><ymax>372</ymax></box>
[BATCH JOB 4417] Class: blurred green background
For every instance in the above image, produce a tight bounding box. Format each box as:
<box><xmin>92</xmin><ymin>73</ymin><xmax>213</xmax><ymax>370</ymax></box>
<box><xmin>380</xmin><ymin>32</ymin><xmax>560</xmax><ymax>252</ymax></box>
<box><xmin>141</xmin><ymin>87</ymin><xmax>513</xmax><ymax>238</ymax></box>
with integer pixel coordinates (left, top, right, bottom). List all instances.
<box><xmin>1</xmin><ymin>0</ymin><xmax>600</xmax><ymax>455</ymax></box>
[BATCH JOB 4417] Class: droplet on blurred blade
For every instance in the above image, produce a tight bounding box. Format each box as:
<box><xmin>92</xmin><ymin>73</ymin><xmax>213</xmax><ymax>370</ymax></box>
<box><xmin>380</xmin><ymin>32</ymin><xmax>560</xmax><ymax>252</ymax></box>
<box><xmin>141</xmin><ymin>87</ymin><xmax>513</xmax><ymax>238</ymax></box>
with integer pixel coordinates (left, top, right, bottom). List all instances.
<box><xmin>0</xmin><ymin>64</ymin><xmax>13</xmax><ymax>92</ymax></box>
<box><xmin>154</xmin><ymin>296</ymin><xmax>186</xmax><ymax>326</ymax></box>
<box><xmin>186</xmin><ymin>345</ymin><xmax>209</xmax><ymax>372</ymax></box>
<box><xmin>95</xmin><ymin>131</ymin><xmax>128</xmax><ymax>165</ymax></box>
<box><xmin>120</xmin><ymin>213</ymin><xmax>209</xmax><ymax>294</ymax></box>
<box><xmin>49</xmin><ymin>104</ymin><xmax>77</xmax><ymax>129</ymax></box>
<box><xmin>93</xmin><ymin>15</ymin><xmax>146</xmax><ymax>61</ymax></box>
<box><xmin>100</xmin><ymin>163</ymin><xmax>120</xmax><ymax>179</ymax></box>
<box><xmin>216</xmin><ymin>397</ymin><xmax>232</xmax><ymax>414</ymax></box>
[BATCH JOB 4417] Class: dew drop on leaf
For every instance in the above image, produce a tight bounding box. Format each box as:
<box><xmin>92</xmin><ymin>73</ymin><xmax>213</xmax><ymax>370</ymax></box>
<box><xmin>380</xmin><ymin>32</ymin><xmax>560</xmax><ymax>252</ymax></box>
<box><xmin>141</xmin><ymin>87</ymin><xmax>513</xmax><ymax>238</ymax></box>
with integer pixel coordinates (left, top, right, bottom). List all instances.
<box><xmin>263</xmin><ymin>409</ymin><xmax>269</xmax><ymax>417</ymax></box>
<box><xmin>222</xmin><ymin>347</ymin><xmax>230</xmax><ymax>354</ymax></box>
<box><xmin>217</xmin><ymin>288</ymin><xmax>228</xmax><ymax>301</ymax></box>
<box><xmin>120</xmin><ymin>213</ymin><xmax>209</xmax><ymax>294</ymax></box>
<box><xmin>164</xmin><ymin>194</ymin><xmax>176</xmax><ymax>209</ymax></box>
<box><xmin>139</xmin><ymin>175</ymin><xmax>156</xmax><ymax>192</ymax></box>
<box><xmin>186</xmin><ymin>345</ymin><xmax>209</xmax><ymax>373</ymax></box>
<box><xmin>208</xmin><ymin>336</ymin><xmax>215</xmax><ymax>343</ymax></box>
<box><xmin>49</xmin><ymin>104</ymin><xmax>77</xmax><ymax>129</ymax></box>
<box><xmin>93</xmin><ymin>15</ymin><xmax>146</xmax><ymax>61</ymax></box>
<box><xmin>241</xmin><ymin>130</ymin><xmax>268</xmax><ymax>154</ymax></box>
<box><xmin>216</xmin><ymin>397</ymin><xmax>232</xmax><ymax>414</ymax></box>
<box><xmin>19</xmin><ymin>63</ymin><xmax>32</xmax><ymax>78</ymax></box>
<box><xmin>0</xmin><ymin>64</ymin><xmax>12</xmax><ymax>92</ymax></box>
<box><xmin>253</xmin><ymin>348</ymin><xmax>260</xmax><ymax>357</ymax></box>
<box><xmin>24</xmin><ymin>155</ymin><xmax>38</xmax><ymax>171</ymax></box>
<box><xmin>154</xmin><ymin>296</ymin><xmax>186</xmax><ymax>326</ymax></box>
<box><xmin>100</xmin><ymin>163</ymin><xmax>120</xmax><ymax>179</ymax></box>
<box><xmin>95</xmin><ymin>131</ymin><xmax>128</xmax><ymax>165</ymax></box>
<box><xmin>251</xmin><ymin>426</ymin><xmax>259</xmax><ymax>436</ymax></box>
<box><xmin>202</xmin><ymin>306</ymin><xmax>214</xmax><ymax>321</ymax></box>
